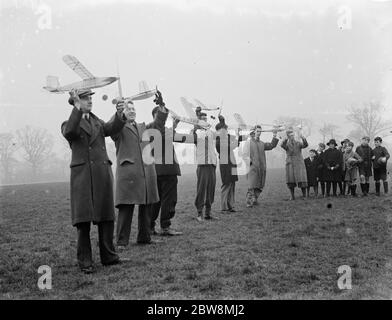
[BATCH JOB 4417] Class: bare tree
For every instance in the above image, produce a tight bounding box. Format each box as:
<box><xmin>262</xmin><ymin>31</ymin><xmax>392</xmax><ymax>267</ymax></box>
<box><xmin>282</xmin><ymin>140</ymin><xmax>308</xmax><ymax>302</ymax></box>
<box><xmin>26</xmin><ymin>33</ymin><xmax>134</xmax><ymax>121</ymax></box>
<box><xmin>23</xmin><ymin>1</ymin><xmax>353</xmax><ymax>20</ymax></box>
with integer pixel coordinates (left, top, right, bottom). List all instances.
<box><xmin>16</xmin><ymin>126</ymin><xmax>54</xmax><ymax>179</ymax></box>
<box><xmin>346</xmin><ymin>101</ymin><xmax>392</xmax><ymax>142</ymax></box>
<box><xmin>0</xmin><ymin>132</ymin><xmax>18</xmax><ymax>184</ymax></box>
<box><xmin>319</xmin><ymin>123</ymin><xmax>340</xmax><ymax>143</ymax></box>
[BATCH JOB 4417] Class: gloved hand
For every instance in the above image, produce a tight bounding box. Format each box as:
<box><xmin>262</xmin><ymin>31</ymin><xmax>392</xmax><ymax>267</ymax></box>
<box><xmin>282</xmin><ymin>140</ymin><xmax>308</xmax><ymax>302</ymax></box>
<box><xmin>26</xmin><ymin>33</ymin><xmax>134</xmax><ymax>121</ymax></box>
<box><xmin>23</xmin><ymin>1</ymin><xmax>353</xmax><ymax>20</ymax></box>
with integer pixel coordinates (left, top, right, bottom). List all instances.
<box><xmin>154</xmin><ymin>90</ymin><xmax>165</xmax><ymax>107</ymax></box>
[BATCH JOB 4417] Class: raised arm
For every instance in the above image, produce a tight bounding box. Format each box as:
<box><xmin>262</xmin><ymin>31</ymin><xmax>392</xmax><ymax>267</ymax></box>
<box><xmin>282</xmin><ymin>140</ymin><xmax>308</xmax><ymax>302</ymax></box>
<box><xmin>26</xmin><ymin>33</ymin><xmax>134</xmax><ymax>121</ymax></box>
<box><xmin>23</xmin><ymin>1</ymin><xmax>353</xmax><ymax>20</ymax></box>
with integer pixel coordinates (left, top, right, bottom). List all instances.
<box><xmin>61</xmin><ymin>107</ymin><xmax>83</xmax><ymax>141</ymax></box>
<box><xmin>281</xmin><ymin>138</ymin><xmax>289</xmax><ymax>151</ymax></box>
<box><xmin>264</xmin><ymin>136</ymin><xmax>279</xmax><ymax>151</ymax></box>
<box><xmin>102</xmin><ymin>112</ymin><xmax>126</xmax><ymax>137</ymax></box>
<box><xmin>301</xmin><ymin>137</ymin><xmax>309</xmax><ymax>149</ymax></box>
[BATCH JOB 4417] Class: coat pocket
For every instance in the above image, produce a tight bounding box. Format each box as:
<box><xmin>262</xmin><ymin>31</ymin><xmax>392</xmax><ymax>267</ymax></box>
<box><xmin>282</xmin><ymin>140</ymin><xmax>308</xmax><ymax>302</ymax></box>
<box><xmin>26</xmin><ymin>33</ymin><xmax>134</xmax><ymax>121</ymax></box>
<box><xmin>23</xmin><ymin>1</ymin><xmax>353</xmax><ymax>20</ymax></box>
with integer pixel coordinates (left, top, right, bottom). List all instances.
<box><xmin>70</xmin><ymin>160</ymin><xmax>86</xmax><ymax>168</ymax></box>
<box><xmin>120</xmin><ymin>158</ymin><xmax>135</xmax><ymax>166</ymax></box>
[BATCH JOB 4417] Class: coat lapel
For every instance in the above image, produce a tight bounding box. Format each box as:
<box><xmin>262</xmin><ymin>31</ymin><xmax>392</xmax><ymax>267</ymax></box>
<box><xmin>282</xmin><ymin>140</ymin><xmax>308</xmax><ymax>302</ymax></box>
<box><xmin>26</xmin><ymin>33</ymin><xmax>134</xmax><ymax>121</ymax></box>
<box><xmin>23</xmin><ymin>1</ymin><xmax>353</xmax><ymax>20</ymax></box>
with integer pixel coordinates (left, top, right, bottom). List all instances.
<box><xmin>80</xmin><ymin>118</ymin><xmax>92</xmax><ymax>136</ymax></box>
<box><xmin>89</xmin><ymin>115</ymin><xmax>102</xmax><ymax>145</ymax></box>
<box><xmin>125</xmin><ymin>122</ymin><xmax>140</xmax><ymax>138</ymax></box>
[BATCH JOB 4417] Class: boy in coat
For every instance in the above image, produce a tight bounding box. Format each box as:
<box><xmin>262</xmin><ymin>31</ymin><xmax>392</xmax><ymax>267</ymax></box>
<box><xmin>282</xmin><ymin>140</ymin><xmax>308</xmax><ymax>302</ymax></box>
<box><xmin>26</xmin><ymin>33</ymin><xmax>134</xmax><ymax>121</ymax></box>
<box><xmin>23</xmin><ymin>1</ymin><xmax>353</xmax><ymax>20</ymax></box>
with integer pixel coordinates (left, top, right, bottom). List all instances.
<box><xmin>304</xmin><ymin>149</ymin><xmax>318</xmax><ymax>197</ymax></box>
<box><xmin>111</xmin><ymin>101</ymin><xmax>160</xmax><ymax>249</ymax></box>
<box><xmin>62</xmin><ymin>89</ymin><xmax>126</xmax><ymax>274</ymax></box>
<box><xmin>323</xmin><ymin>139</ymin><xmax>343</xmax><ymax>197</ymax></box>
<box><xmin>343</xmin><ymin>141</ymin><xmax>362</xmax><ymax>197</ymax></box>
<box><xmin>372</xmin><ymin>137</ymin><xmax>390</xmax><ymax>195</ymax></box>
<box><xmin>355</xmin><ymin>136</ymin><xmax>374</xmax><ymax>196</ymax></box>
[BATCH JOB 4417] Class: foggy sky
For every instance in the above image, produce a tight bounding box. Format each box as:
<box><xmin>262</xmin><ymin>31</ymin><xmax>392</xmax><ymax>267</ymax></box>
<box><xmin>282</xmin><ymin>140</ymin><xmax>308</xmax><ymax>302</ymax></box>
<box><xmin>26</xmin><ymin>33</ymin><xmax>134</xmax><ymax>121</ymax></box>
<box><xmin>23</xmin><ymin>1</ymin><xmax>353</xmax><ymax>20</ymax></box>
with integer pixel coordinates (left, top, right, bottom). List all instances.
<box><xmin>1</xmin><ymin>0</ymin><xmax>392</xmax><ymax>153</ymax></box>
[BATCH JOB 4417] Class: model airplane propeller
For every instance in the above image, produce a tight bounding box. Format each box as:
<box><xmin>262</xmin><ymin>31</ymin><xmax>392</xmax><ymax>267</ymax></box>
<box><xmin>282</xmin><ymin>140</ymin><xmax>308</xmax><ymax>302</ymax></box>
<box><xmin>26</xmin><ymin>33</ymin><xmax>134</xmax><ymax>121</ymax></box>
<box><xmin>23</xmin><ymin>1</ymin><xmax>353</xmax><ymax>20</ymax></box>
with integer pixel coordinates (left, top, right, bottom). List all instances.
<box><xmin>43</xmin><ymin>55</ymin><xmax>119</xmax><ymax>93</ymax></box>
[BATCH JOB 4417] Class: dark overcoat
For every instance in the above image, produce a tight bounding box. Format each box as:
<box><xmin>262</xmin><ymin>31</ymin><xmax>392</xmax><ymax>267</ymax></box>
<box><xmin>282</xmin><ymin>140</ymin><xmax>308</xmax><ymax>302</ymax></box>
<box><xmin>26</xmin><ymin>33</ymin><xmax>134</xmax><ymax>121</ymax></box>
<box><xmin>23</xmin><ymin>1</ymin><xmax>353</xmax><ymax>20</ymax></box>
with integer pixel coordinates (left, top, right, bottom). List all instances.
<box><xmin>216</xmin><ymin>133</ymin><xmax>239</xmax><ymax>185</ymax></box>
<box><xmin>304</xmin><ymin>157</ymin><xmax>318</xmax><ymax>187</ymax></box>
<box><xmin>61</xmin><ymin>107</ymin><xmax>125</xmax><ymax>226</ymax></box>
<box><xmin>316</xmin><ymin>151</ymin><xmax>327</xmax><ymax>182</ymax></box>
<box><xmin>355</xmin><ymin>145</ymin><xmax>374</xmax><ymax>177</ymax></box>
<box><xmin>323</xmin><ymin>147</ymin><xmax>343</xmax><ymax>182</ymax></box>
<box><xmin>111</xmin><ymin>121</ymin><xmax>159</xmax><ymax>207</ymax></box>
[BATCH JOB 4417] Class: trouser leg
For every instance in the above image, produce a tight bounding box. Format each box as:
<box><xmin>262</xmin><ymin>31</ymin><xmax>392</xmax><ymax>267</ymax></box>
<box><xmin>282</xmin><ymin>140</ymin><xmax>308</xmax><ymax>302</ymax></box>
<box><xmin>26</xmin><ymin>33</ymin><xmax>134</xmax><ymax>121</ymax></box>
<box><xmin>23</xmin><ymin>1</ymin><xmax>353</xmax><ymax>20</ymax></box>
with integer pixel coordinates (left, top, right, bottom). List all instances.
<box><xmin>221</xmin><ymin>183</ymin><xmax>231</xmax><ymax>211</ymax></box>
<box><xmin>384</xmin><ymin>181</ymin><xmax>389</xmax><ymax>194</ymax></box>
<box><xmin>313</xmin><ymin>185</ymin><xmax>318</xmax><ymax>196</ymax></box>
<box><xmin>254</xmin><ymin>188</ymin><xmax>262</xmax><ymax>202</ymax></box>
<box><xmin>326</xmin><ymin>182</ymin><xmax>331</xmax><ymax>196</ymax></box>
<box><xmin>375</xmin><ymin>181</ymin><xmax>381</xmax><ymax>195</ymax></box>
<box><xmin>195</xmin><ymin>166</ymin><xmax>207</xmax><ymax>214</ymax></box>
<box><xmin>160</xmin><ymin>176</ymin><xmax>178</xmax><ymax>229</ymax></box>
<box><xmin>332</xmin><ymin>182</ymin><xmax>337</xmax><ymax>196</ymax></box>
<box><xmin>205</xmin><ymin>166</ymin><xmax>216</xmax><ymax>215</ymax></box>
<box><xmin>151</xmin><ymin>176</ymin><xmax>164</xmax><ymax>230</ymax></box>
<box><xmin>76</xmin><ymin>222</ymin><xmax>93</xmax><ymax>269</ymax></box>
<box><xmin>338</xmin><ymin>182</ymin><xmax>343</xmax><ymax>194</ymax></box>
<box><xmin>137</xmin><ymin>204</ymin><xmax>152</xmax><ymax>243</ymax></box>
<box><xmin>228</xmin><ymin>182</ymin><xmax>235</xmax><ymax>210</ymax></box>
<box><xmin>301</xmin><ymin>187</ymin><xmax>306</xmax><ymax>198</ymax></box>
<box><xmin>98</xmin><ymin>221</ymin><xmax>119</xmax><ymax>265</ymax></box>
<box><xmin>116</xmin><ymin>204</ymin><xmax>135</xmax><ymax>246</ymax></box>
<box><xmin>320</xmin><ymin>182</ymin><xmax>325</xmax><ymax>196</ymax></box>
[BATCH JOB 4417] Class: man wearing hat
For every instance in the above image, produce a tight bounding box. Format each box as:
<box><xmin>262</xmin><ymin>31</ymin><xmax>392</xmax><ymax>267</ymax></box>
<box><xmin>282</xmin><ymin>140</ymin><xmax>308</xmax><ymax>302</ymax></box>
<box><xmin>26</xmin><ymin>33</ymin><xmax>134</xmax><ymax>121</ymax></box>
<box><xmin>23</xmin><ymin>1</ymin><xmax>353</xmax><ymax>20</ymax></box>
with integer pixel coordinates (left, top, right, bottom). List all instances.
<box><xmin>372</xmin><ymin>137</ymin><xmax>390</xmax><ymax>195</ymax></box>
<box><xmin>62</xmin><ymin>89</ymin><xmax>126</xmax><ymax>274</ymax></box>
<box><xmin>316</xmin><ymin>142</ymin><xmax>327</xmax><ymax>197</ymax></box>
<box><xmin>242</xmin><ymin>125</ymin><xmax>279</xmax><ymax>206</ymax></box>
<box><xmin>215</xmin><ymin>115</ymin><xmax>242</xmax><ymax>213</ymax></box>
<box><xmin>355</xmin><ymin>136</ymin><xmax>374</xmax><ymax>196</ymax></box>
<box><xmin>323</xmin><ymin>139</ymin><xmax>344</xmax><ymax>197</ymax></box>
<box><xmin>148</xmin><ymin>91</ymin><xmax>195</xmax><ymax>236</ymax></box>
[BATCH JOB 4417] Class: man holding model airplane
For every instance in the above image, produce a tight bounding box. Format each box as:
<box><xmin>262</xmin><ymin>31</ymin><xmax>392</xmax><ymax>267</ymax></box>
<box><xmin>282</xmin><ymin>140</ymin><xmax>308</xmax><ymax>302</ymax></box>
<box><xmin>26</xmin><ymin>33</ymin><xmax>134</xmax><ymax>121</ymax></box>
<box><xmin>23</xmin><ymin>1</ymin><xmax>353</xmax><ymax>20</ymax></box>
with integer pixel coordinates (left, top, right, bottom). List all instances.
<box><xmin>62</xmin><ymin>89</ymin><xmax>126</xmax><ymax>274</ymax></box>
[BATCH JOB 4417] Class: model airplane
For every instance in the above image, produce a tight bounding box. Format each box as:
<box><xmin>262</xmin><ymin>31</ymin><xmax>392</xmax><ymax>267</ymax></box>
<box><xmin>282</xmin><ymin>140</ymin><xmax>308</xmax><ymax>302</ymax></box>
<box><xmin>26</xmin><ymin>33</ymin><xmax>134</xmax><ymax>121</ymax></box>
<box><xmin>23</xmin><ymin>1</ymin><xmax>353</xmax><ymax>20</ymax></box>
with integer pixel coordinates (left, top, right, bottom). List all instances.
<box><xmin>174</xmin><ymin>97</ymin><xmax>212</xmax><ymax>130</ymax></box>
<box><xmin>193</xmin><ymin>98</ymin><xmax>221</xmax><ymax>112</ymax></box>
<box><xmin>43</xmin><ymin>55</ymin><xmax>119</xmax><ymax>93</ymax></box>
<box><xmin>233</xmin><ymin>113</ymin><xmax>285</xmax><ymax>133</ymax></box>
<box><xmin>109</xmin><ymin>80</ymin><xmax>158</xmax><ymax>104</ymax></box>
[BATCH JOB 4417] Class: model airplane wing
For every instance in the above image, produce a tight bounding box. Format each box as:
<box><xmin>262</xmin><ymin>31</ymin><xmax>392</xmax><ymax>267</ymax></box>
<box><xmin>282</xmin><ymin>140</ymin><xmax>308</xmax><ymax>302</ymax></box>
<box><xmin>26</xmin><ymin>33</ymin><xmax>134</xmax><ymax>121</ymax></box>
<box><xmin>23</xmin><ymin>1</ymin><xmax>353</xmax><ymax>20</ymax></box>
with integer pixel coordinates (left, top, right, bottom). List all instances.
<box><xmin>180</xmin><ymin>97</ymin><xmax>198</xmax><ymax>119</ymax></box>
<box><xmin>194</xmin><ymin>98</ymin><xmax>207</xmax><ymax>109</ymax></box>
<box><xmin>63</xmin><ymin>55</ymin><xmax>94</xmax><ymax>80</ymax></box>
<box><xmin>233</xmin><ymin>113</ymin><xmax>247</xmax><ymax>127</ymax></box>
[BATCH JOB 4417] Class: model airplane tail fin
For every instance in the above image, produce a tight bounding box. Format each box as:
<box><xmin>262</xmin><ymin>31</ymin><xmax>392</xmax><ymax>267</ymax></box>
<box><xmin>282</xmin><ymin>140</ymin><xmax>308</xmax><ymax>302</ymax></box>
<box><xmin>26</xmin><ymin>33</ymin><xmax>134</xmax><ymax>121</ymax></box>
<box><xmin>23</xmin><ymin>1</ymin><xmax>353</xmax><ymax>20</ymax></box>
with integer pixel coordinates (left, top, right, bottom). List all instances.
<box><xmin>43</xmin><ymin>76</ymin><xmax>61</xmax><ymax>92</ymax></box>
<box><xmin>139</xmin><ymin>80</ymin><xmax>149</xmax><ymax>93</ymax></box>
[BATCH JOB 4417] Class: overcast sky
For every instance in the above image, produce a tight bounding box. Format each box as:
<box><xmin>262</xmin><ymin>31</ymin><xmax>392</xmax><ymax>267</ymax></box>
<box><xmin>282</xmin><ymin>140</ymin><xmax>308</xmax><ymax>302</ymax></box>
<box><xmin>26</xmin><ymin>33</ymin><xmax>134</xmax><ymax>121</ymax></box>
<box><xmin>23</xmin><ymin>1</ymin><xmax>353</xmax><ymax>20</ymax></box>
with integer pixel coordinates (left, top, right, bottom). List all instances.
<box><xmin>1</xmin><ymin>0</ymin><xmax>392</xmax><ymax>151</ymax></box>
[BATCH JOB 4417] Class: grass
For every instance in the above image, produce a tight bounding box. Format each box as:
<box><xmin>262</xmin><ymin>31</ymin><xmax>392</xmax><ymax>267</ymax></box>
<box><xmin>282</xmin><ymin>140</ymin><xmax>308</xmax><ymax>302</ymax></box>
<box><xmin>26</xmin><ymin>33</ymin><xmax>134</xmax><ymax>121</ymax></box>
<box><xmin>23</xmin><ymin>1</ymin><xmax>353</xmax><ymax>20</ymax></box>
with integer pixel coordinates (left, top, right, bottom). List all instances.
<box><xmin>1</xmin><ymin>169</ymin><xmax>392</xmax><ymax>299</ymax></box>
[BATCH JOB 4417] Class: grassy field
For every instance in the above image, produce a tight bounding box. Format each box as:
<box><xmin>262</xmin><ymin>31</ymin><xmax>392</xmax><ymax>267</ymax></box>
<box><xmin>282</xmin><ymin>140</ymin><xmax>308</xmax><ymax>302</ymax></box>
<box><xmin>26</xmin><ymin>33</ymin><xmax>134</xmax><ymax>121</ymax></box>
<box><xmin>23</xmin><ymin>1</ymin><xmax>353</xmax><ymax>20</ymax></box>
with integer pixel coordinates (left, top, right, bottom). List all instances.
<box><xmin>1</xmin><ymin>168</ymin><xmax>392</xmax><ymax>300</ymax></box>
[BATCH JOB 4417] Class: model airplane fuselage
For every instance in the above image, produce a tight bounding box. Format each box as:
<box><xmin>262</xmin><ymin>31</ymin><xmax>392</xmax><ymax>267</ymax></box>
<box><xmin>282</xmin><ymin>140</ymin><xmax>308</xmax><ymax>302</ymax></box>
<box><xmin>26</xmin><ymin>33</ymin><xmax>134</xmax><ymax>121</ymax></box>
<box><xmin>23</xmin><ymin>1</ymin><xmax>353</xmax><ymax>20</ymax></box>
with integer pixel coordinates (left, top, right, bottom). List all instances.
<box><xmin>43</xmin><ymin>55</ymin><xmax>119</xmax><ymax>93</ymax></box>
<box><xmin>44</xmin><ymin>77</ymin><xmax>118</xmax><ymax>93</ymax></box>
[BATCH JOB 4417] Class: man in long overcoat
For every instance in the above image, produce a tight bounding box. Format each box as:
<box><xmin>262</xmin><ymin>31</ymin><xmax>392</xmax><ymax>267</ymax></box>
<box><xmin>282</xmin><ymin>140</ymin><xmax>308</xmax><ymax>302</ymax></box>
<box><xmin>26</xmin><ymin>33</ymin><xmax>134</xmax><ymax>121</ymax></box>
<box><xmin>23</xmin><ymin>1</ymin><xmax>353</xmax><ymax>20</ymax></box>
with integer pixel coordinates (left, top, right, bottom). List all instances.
<box><xmin>111</xmin><ymin>101</ymin><xmax>159</xmax><ymax>248</ymax></box>
<box><xmin>242</xmin><ymin>125</ymin><xmax>279</xmax><ymax>207</ymax></box>
<box><xmin>61</xmin><ymin>89</ymin><xmax>126</xmax><ymax>274</ymax></box>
